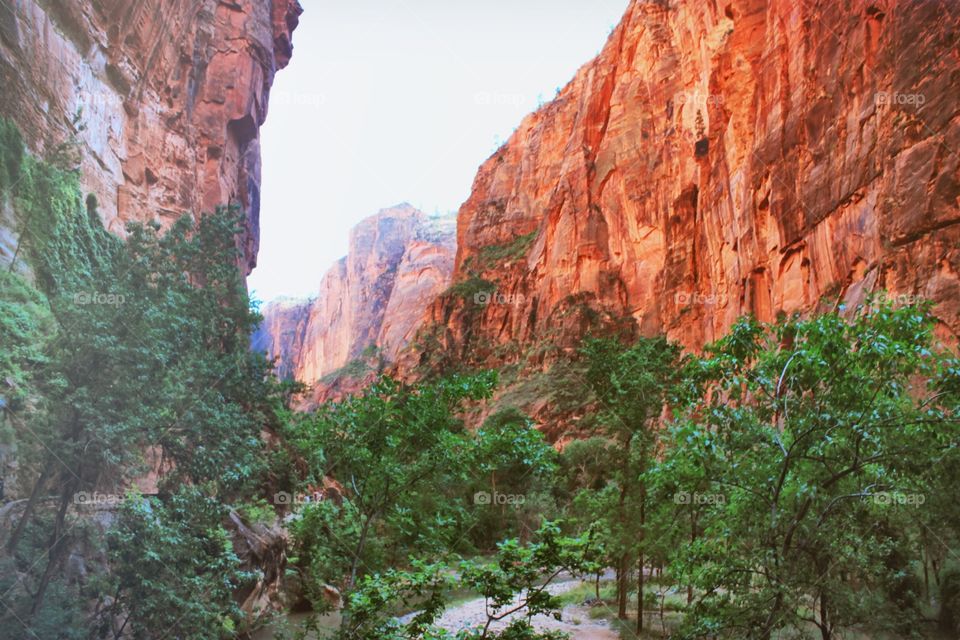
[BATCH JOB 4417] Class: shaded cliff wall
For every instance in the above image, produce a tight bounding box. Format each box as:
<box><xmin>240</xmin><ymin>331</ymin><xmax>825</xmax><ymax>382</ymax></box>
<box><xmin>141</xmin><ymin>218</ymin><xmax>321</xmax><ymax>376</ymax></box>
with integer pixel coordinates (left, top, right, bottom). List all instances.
<box><xmin>0</xmin><ymin>0</ymin><xmax>302</xmax><ymax>273</ymax></box>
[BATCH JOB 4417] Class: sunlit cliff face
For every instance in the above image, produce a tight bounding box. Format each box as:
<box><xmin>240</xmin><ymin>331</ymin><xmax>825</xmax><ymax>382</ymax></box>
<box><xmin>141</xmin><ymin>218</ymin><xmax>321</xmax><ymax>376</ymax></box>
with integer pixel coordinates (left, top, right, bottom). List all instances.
<box><xmin>423</xmin><ymin>0</ymin><xmax>960</xmax><ymax>370</ymax></box>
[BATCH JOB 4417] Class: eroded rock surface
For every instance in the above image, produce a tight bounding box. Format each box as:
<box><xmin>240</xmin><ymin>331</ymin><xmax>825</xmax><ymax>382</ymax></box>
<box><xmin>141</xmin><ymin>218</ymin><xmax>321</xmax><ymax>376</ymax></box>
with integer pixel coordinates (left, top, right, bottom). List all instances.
<box><xmin>416</xmin><ymin>0</ymin><xmax>960</xmax><ymax>379</ymax></box>
<box><xmin>253</xmin><ymin>205</ymin><xmax>457</xmax><ymax>390</ymax></box>
<box><xmin>0</xmin><ymin>0</ymin><xmax>302</xmax><ymax>273</ymax></box>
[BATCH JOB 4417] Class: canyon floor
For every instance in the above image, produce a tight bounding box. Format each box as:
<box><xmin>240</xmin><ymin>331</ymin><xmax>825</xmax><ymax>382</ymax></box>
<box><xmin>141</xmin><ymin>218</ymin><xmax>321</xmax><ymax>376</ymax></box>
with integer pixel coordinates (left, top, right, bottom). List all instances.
<box><xmin>433</xmin><ymin>577</ymin><xmax>619</xmax><ymax>639</ymax></box>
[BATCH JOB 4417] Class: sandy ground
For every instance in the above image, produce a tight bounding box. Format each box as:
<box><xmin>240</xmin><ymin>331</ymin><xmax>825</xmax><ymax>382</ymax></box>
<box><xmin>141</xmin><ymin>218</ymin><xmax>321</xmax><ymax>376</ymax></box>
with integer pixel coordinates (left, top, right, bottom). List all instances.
<box><xmin>258</xmin><ymin>574</ymin><xmax>621</xmax><ymax>639</ymax></box>
<box><xmin>429</xmin><ymin>576</ymin><xmax>619</xmax><ymax>639</ymax></box>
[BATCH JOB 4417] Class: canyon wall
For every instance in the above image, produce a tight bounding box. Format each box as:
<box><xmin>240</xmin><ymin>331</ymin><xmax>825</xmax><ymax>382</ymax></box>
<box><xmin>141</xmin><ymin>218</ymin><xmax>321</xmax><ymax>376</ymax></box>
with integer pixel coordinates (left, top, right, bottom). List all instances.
<box><xmin>253</xmin><ymin>204</ymin><xmax>457</xmax><ymax>387</ymax></box>
<box><xmin>0</xmin><ymin>0</ymin><xmax>302</xmax><ymax>273</ymax></box>
<box><xmin>409</xmin><ymin>0</ymin><xmax>960</xmax><ymax>380</ymax></box>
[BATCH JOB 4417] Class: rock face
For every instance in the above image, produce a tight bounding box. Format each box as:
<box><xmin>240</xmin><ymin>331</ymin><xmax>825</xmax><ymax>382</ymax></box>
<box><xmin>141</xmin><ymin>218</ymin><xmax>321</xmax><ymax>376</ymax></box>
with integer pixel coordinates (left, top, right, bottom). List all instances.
<box><xmin>251</xmin><ymin>297</ymin><xmax>313</xmax><ymax>381</ymax></box>
<box><xmin>254</xmin><ymin>205</ymin><xmax>457</xmax><ymax>386</ymax></box>
<box><xmin>417</xmin><ymin>0</ymin><xmax>960</xmax><ymax>377</ymax></box>
<box><xmin>0</xmin><ymin>0</ymin><xmax>302</xmax><ymax>273</ymax></box>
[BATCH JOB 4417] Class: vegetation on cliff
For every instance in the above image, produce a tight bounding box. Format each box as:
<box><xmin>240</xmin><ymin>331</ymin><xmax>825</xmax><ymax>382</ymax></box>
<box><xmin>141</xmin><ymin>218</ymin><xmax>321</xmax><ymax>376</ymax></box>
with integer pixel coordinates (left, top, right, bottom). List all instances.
<box><xmin>0</xmin><ymin>118</ymin><xmax>290</xmax><ymax>638</ymax></box>
<box><xmin>2</xmin><ymin>111</ymin><xmax>959</xmax><ymax>640</ymax></box>
<box><xmin>278</xmin><ymin>299</ymin><xmax>959</xmax><ymax>640</ymax></box>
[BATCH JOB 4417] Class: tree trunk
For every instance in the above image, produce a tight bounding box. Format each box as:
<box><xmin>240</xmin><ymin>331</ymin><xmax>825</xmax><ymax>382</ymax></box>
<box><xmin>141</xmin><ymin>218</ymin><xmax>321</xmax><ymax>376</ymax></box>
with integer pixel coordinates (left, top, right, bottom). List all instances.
<box><xmin>348</xmin><ymin>515</ymin><xmax>373</xmax><ymax>591</ymax></box>
<box><xmin>617</xmin><ymin>555</ymin><xmax>628</xmax><ymax>619</ymax></box>
<box><xmin>660</xmin><ymin>591</ymin><xmax>667</xmax><ymax>633</ymax></box>
<box><xmin>921</xmin><ymin>542</ymin><xmax>930</xmax><ymax>600</ymax></box>
<box><xmin>30</xmin><ymin>479</ymin><xmax>74</xmax><ymax>615</ymax></box>
<box><xmin>636</xmin><ymin>552</ymin><xmax>644</xmax><ymax>634</ymax></box>
<box><xmin>636</xmin><ymin>482</ymin><xmax>646</xmax><ymax>634</ymax></box>
<box><xmin>6</xmin><ymin>461</ymin><xmax>51</xmax><ymax>552</ymax></box>
<box><xmin>688</xmin><ymin>513</ymin><xmax>697</xmax><ymax>604</ymax></box>
<box><xmin>819</xmin><ymin>592</ymin><xmax>831</xmax><ymax>640</ymax></box>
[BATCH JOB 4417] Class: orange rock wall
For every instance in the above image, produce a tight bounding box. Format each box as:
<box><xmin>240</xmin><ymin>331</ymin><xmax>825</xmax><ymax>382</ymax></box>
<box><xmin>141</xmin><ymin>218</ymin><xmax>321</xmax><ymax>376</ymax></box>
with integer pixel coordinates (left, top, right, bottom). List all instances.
<box><xmin>423</xmin><ymin>0</ymin><xmax>960</xmax><ymax>370</ymax></box>
<box><xmin>0</xmin><ymin>0</ymin><xmax>301</xmax><ymax>273</ymax></box>
<box><xmin>254</xmin><ymin>205</ymin><xmax>457</xmax><ymax>384</ymax></box>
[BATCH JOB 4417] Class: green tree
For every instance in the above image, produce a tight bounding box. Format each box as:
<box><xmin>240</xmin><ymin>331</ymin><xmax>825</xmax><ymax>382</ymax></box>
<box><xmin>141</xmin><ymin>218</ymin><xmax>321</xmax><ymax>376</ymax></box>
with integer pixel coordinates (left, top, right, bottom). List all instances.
<box><xmin>579</xmin><ymin>335</ymin><xmax>684</xmax><ymax>630</ymax></box>
<box><xmin>6</xmin><ymin>206</ymin><xmax>277</xmax><ymax>617</ymax></box>
<box><xmin>288</xmin><ymin>373</ymin><xmax>496</xmax><ymax>606</ymax></box>
<box><xmin>0</xmin><ymin>119</ymin><xmax>286</xmax><ymax>634</ymax></box>
<box><xmin>335</xmin><ymin>521</ymin><xmax>602</xmax><ymax>640</ymax></box>
<box><xmin>666</xmin><ymin>302</ymin><xmax>959</xmax><ymax>639</ymax></box>
<box><xmin>467</xmin><ymin>408</ymin><xmax>558</xmax><ymax>549</ymax></box>
<box><xmin>104</xmin><ymin>487</ymin><xmax>250</xmax><ymax>638</ymax></box>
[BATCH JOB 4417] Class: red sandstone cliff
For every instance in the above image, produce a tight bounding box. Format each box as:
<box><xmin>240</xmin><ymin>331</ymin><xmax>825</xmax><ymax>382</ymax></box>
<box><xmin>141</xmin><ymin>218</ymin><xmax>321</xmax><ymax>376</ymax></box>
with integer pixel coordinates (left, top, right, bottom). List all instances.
<box><xmin>407</xmin><ymin>0</ymin><xmax>960</xmax><ymax>384</ymax></box>
<box><xmin>251</xmin><ymin>297</ymin><xmax>312</xmax><ymax>381</ymax></box>
<box><xmin>0</xmin><ymin>0</ymin><xmax>301</xmax><ymax>273</ymax></box>
<box><xmin>254</xmin><ymin>205</ymin><xmax>457</xmax><ymax>390</ymax></box>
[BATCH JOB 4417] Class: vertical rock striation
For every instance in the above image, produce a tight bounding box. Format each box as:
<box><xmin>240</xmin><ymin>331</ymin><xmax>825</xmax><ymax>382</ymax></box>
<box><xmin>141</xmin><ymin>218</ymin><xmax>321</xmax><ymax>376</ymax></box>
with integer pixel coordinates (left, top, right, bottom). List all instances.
<box><xmin>251</xmin><ymin>296</ymin><xmax>313</xmax><ymax>381</ymax></box>
<box><xmin>417</xmin><ymin>0</ymin><xmax>960</xmax><ymax>377</ymax></box>
<box><xmin>0</xmin><ymin>0</ymin><xmax>302</xmax><ymax>273</ymax></box>
<box><xmin>253</xmin><ymin>205</ymin><xmax>457</xmax><ymax>389</ymax></box>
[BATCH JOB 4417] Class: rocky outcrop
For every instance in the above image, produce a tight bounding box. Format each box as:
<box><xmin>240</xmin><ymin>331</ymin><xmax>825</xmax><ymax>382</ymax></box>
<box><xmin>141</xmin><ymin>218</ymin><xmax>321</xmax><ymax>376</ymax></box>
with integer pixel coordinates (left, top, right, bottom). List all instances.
<box><xmin>416</xmin><ymin>0</ymin><xmax>960</xmax><ymax>381</ymax></box>
<box><xmin>254</xmin><ymin>205</ymin><xmax>457</xmax><ymax>387</ymax></box>
<box><xmin>0</xmin><ymin>0</ymin><xmax>302</xmax><ymax>273</ymax></box>
<box><xmin>252</xmin><ymin>297</ymin><xmax>313</xmax><ymax>381</ymax></box>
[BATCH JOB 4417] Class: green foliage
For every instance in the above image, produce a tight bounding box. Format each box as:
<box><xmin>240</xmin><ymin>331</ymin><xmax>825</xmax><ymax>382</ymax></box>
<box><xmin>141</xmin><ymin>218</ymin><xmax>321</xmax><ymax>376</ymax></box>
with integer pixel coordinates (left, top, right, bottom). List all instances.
<box><xmin>336</xmin><ymin>522</ymin><xmax>602</xmax><ymax>640</ymax></box>
<box><xmin>940</xmin><ymin>566</ymin><xmax>960</xmax><ymax>636</ymax></box>
<box><xmin>105</xmin><ymin>488</ymin><xmax>251</xmax><ymax>638</ymax></box>
<box><xmin>0</xmin><ymin>116</ymin><xmax>24</xmax><ymax>190</ymax></box>
<box><xmin>287</xmin><ymin>374</ymin><xmax>568</xmax><ymax>635</ymax></box>
<box><xmin>658</xmin><ymin>301</ymin><xmax>959</xmax><ymax>639</ymax></box>
<box><xmin>237</xmin><ymin>497</ymin><xmax>278</xmax><ymax>527</ymax></box>
<box><xmin>494</xmin><ymin>359</ymin><xmax>589</xmax><ymax>418</ymax></box>
<box><xmin>467</xmin><ymin>409</ymin><xmax>559</xmax><ymax>548</ymax></box>
<box><xmin>288</xmin><ymin>373</ymin><xmax>498</xmax><ymax>602</ymax></box>
<box><xmin>0</xmin><ymin>513</ymin><xmax>86</xmax><ymax>640</ymax></box>
<box><xmin>321</xmin><ymin>357</ymin><xmax>372</xmax><ymax>384</ymax></box>
<box><xmin>7</xmin><ymin>206</ymin><xmax>275</xmax><ymax>509</ymax></box>
<box><xmin>0</xmin><ymin>118</ymin><xmax>288</xmax><ymax>636</ymax></box>
<box><xmin>14</xmin><ymin>149</ymin><xmax>118</xmax><ymax>296</ymax></box>
<box><xmin>0</xmin><ymin>270</ymin><xmax>53</xmax><ymax>408</ymax></box>
<box><xmin>577</xmin><ymin>335</ymin><xmax>685</xmax><ymax>622</ymax></box>
<box><xmin>445</xmin><ymin>276</ymin><xmax>497</xmax><ymax>303</ymax></box>
<box><xmin>558</xmin><ymin>436</ymin><xmax>610</xmax><ymax>494</ymax></box>
<box><xmin>467</xmin><ymin>233</ymin><xmax>536</xmax><ymax>271</ymax></box>
<box><xmin>334</xmin><ymin>560</ymin><xmax>454</xmax><ymax>640</ymax></box>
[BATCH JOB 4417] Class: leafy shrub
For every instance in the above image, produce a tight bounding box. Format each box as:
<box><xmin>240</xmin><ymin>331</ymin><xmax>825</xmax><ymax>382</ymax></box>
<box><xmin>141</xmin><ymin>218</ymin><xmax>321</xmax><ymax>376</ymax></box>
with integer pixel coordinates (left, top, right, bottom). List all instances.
<box><xmin>445</xmin><ymin>275</ymin><xmax>496</xmax><ymax>302</ymax></box>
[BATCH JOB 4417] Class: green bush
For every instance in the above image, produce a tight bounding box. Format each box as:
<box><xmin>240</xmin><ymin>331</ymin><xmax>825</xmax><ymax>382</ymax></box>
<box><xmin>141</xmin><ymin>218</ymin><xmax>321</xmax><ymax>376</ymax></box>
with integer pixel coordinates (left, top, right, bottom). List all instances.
<box><xmin>471</xmin><ymin>231</ymin><xmax>536</xmax><ymax>268</ymax></box>
<box><xmin>0</xmin><ymin>116</ymin><xmax>24</xmax><ymax>189</ymax></box>
<box><xmin>0</xmin><ymin>269</ymin><xmax>53</xmax><ymax>404</ymax></box>
<box><xmin>445</xmin><ymin>275</ymin><xmax>497</xmax><ymax>302</ymax></box>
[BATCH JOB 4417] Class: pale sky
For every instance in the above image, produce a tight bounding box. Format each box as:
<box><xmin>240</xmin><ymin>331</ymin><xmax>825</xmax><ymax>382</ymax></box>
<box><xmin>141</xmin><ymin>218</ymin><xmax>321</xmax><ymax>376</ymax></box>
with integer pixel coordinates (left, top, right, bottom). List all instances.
<box><xmin>249</xmin><ymin>0</ymin><xmax>632</xmax><ymax>302</ymax></box>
